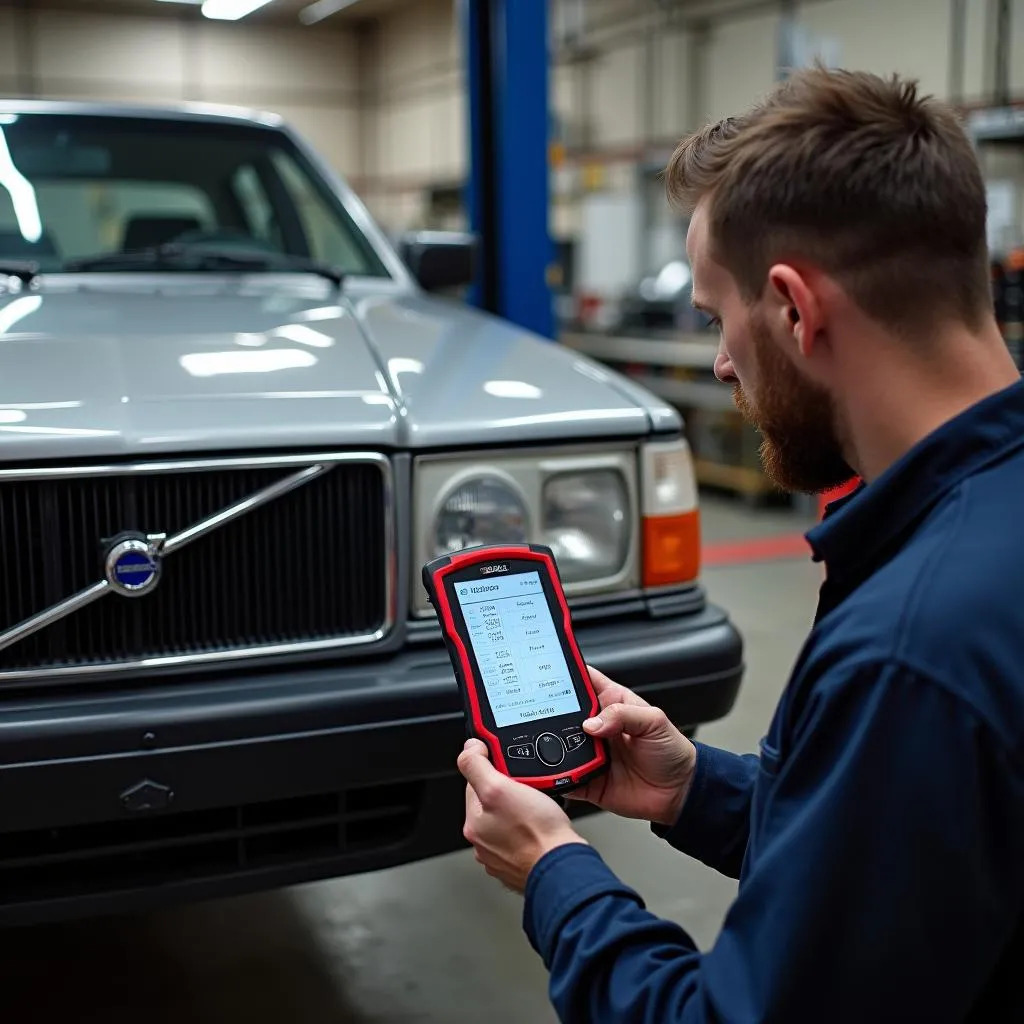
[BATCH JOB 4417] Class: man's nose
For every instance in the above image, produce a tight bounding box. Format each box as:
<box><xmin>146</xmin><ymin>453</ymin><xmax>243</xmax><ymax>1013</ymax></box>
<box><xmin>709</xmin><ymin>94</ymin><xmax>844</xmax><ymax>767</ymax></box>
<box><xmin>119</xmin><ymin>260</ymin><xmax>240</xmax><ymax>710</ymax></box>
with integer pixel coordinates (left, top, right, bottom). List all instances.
<box><xmin>714</xmin><ymin>347</ymin><xmax>737</xmax><ymax>384</ymax></box>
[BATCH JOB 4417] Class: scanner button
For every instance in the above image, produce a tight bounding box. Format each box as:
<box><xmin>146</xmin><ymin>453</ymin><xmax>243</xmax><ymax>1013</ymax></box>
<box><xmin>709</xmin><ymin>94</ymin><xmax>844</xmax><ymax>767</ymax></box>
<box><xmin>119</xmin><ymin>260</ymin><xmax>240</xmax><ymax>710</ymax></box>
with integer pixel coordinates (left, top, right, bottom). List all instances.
<box><xmin>507</xmin><ymin>744</ymin><xmax>534</xmax><ymax>760</ymax></box>
<box><xmin>536</xmin><ymin>733</ymin><xmax>566</xmax><ymax>767</ymax></box>
<box><xmin>565</xmin><ymin>732</ymin><xmax>586</xmax><ymax>751</ymax></box>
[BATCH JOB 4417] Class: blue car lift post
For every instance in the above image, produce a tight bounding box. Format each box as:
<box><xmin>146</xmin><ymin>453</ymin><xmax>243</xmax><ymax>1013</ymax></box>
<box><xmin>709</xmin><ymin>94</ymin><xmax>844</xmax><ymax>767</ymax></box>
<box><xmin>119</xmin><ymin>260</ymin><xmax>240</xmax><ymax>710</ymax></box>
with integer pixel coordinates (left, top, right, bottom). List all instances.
<box><xmin>462</xmin><ymin>0</ymin><xmax>556</xmax><ymax>340</ymax></box>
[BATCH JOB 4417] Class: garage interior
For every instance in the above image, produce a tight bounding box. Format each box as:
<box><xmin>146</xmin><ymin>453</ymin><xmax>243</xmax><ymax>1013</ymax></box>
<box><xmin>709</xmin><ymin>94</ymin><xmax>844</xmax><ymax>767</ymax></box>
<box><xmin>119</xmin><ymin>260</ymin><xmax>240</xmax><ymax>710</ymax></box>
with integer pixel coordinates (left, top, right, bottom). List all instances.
<box><xmin>0</xmin><ymin>0</ymin><xmax>1022</xmax><ymax>1020</ymax></box>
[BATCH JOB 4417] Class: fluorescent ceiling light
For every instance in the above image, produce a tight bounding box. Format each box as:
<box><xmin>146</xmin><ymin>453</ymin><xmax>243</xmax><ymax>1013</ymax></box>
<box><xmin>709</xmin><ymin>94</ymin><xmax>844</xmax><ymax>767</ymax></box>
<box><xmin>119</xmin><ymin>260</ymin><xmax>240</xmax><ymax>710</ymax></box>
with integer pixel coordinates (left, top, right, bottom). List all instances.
<box><xmin>202</xmin><ymin>0</ymin><xmax>275</xmax><ymax>20</ymax></box>
<box><xmin>299</xmin><ymin>0</ymin><xmax>361</xmax><ymax>26</ymax></box>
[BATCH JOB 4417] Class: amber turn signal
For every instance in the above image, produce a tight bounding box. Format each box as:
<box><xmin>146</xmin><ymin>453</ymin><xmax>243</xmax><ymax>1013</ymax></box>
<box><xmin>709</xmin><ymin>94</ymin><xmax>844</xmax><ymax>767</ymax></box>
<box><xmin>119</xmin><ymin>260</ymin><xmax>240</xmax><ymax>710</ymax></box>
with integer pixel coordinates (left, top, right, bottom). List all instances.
<box><xmin>640</xmin><ymin>439</ymin><xmax>701</xmax><ymax>588</ymax></box>
<box><xmin>642</xmin><ymin>509</ymin><xmax>701</xmax><ymax>587</ymax></box>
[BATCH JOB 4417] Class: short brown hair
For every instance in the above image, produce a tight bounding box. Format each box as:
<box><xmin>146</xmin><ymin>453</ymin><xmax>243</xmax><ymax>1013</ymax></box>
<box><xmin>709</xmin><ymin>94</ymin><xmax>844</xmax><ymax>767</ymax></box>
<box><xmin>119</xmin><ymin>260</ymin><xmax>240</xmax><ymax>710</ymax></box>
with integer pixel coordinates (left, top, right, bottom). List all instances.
<box><xmin>666</xmin><ymin>66</ymin><xmax>991</xmax><ymax>333</ymax></box>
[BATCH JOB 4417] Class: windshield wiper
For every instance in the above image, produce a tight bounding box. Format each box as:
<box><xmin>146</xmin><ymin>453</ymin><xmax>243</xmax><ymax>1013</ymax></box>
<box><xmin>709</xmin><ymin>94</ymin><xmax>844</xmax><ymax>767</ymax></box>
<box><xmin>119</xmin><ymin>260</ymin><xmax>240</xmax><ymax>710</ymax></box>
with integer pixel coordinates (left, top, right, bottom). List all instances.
<box><xmin>64</xmin><ymin>243</ymin><xmax>345</xmax><ymax>288</ymax></box>
<box><xmin>0</xmin><ymin>260</ymin><xmax>40</xmax><ymax>285</ymax></box>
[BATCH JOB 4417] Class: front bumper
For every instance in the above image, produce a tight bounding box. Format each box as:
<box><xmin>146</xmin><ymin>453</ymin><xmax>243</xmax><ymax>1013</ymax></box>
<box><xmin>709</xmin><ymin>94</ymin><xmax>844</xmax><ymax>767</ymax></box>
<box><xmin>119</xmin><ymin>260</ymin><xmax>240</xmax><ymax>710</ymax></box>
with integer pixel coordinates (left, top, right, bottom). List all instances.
<box><xmin>0</xmin><ymin>601</ymin><xmax>742</xmax><ymax>927</ymax></box>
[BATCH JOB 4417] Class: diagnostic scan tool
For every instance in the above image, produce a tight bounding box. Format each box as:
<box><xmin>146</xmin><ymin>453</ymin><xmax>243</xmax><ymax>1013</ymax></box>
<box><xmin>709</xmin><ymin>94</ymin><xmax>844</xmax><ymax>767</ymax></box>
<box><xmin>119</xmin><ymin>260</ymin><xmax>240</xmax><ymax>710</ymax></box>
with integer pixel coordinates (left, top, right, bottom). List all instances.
<box><xmin>423</xmin><ymin>543</ymin><xmax>609</xmax><ymax>792</ymax></box>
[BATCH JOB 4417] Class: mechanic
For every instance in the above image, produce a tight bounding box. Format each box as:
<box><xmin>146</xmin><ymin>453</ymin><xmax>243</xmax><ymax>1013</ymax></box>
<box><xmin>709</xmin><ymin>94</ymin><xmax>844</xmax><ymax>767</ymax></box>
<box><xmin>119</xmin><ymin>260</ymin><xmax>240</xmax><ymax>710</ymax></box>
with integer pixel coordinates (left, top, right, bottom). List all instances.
<box><xmin>456</xmin><ymin>65</ymin><xmax>1024</xmax><ymax>1022</ymax></box>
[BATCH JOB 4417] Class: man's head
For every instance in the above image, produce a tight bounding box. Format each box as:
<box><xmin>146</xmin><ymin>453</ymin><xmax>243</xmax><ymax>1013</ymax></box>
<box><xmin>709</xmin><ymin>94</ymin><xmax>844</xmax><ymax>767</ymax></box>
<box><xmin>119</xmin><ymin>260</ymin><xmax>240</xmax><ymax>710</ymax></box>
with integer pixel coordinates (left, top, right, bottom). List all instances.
<box><xmin>668</xmin><ymin>66</ymin><xmax>992</xmax><ymax>493</ymax></box>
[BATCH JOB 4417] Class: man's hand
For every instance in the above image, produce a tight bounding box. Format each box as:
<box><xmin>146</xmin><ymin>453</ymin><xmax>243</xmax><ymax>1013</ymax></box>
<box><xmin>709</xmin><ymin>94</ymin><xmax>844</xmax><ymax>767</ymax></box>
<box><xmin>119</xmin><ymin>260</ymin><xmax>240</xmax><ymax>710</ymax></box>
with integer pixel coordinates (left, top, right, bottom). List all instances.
<box><xmin>564</xmin><ymin>665</ymin><xmax>697</xmax><ymax>827</ymax></box>
<box><xmin>458</xmin><ymin>739</ymin><xmax>587</xmax><ymax>894</ymax></box>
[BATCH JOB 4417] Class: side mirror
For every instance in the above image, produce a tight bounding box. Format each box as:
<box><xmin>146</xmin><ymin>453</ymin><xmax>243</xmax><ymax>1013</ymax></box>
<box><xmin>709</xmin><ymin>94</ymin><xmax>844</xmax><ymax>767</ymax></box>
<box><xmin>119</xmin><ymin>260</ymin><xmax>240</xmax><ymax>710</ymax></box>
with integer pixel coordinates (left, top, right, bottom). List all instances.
<box><xmin>399</xmin><ymin>230</ymin><xmax>477</xmax><ymax>292</ymax></box>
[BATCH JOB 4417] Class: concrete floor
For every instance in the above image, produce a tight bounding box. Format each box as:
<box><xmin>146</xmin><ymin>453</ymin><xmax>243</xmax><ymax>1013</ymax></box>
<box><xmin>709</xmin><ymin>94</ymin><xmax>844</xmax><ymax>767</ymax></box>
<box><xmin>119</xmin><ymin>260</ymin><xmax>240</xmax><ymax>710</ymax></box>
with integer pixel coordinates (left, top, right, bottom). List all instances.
<box><xmin>2</xmin><ymin>495</ymin><xmax>822</xmax><ymax>1024</ymax></box>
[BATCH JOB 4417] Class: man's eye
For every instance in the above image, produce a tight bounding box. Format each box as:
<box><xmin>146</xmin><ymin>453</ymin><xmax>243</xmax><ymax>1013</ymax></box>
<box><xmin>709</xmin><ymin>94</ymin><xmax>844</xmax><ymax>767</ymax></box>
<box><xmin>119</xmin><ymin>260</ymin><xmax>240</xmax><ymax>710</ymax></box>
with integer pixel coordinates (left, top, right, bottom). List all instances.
<box><xmin>703</xmin><ymin>314</ymin><xmax>722</xmax><ymax>331</ymax></box>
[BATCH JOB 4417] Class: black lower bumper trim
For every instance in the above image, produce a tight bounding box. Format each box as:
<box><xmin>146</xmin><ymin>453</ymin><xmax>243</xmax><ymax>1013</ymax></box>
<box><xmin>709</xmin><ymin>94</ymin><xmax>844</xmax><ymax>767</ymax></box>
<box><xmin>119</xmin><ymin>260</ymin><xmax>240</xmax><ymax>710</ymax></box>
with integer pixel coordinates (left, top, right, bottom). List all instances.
<box><xmin>0</xmin><ymin>602</ymin><xmax>743</xmax><ymax>927</ymax></box>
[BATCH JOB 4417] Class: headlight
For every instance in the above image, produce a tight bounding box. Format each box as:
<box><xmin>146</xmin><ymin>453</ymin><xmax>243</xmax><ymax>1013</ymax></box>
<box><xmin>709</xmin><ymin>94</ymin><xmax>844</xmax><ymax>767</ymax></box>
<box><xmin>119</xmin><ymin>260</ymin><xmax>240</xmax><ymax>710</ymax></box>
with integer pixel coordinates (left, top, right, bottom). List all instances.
<box><xmin>413</xmin><ymin>448</ymin><xmax>640</xmax><ymax>616</ymax></box>
<box><xmin>432</xmin><ymin>473</ymin><xmax>529</xmax><ymax>557</ymax></box>
<box><xmin>542</xmin><ymin>470</ymin><xmax>629</xmax><ymax>583</ymax></box>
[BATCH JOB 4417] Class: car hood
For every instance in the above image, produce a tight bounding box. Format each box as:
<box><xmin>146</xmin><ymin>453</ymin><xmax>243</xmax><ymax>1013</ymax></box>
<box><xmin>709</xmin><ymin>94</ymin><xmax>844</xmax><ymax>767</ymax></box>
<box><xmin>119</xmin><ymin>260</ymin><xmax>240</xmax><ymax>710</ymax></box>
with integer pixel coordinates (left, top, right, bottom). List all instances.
<box><xmin>0</xmin><ymin>276</ymin><xmax>677</xmax><ymax>461</ymax></box>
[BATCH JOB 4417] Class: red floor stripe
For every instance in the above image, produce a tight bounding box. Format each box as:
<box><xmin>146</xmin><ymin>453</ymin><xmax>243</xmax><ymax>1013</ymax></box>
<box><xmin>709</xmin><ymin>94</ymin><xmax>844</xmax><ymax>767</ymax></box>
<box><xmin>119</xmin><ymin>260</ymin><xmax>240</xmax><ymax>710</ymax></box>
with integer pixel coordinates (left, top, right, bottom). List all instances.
<box><xmin>702</xmin><ymin>532</ymin><xmax>811</xmax><ymax>566</ymax></box>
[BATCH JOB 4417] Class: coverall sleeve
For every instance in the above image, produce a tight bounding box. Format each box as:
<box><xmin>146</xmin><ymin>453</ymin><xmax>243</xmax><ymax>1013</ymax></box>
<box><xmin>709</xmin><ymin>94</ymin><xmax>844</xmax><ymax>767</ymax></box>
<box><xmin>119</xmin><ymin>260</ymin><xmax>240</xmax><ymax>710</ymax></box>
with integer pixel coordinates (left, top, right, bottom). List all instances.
<box><xmin>650</xmin><ymin>741</ymin><xmax>760</xmax><ymax>879</ymax></box>
<box><xmin>522</xmin><ymin>661</ymin><xmax>1024</xmax><ymax>1024</ymax></box>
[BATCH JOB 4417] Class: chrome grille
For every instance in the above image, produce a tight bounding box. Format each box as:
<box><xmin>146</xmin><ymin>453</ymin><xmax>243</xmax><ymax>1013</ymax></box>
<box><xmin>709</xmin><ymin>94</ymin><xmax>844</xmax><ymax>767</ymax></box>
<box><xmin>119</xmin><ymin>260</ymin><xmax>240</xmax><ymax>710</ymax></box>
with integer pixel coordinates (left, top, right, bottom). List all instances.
<box><xmin>0</xmin><ymin>454</ymin><xmax>391</xmax><ymax>681</ymax></box>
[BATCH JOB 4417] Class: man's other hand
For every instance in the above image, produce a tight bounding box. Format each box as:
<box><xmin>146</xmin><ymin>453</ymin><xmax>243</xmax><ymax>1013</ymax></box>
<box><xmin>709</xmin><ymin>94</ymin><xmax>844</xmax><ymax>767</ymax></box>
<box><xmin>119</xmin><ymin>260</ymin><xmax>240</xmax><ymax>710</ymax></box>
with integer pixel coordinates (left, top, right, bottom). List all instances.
<box><xmin>458</xmin><ymin>739</ymin><xmax>587</xmax><ymax>894</ymax></box>
<box><xmin>564</xmin><ymin>665</ymin><xmax>697</xmax><ymax>828</ymax></box>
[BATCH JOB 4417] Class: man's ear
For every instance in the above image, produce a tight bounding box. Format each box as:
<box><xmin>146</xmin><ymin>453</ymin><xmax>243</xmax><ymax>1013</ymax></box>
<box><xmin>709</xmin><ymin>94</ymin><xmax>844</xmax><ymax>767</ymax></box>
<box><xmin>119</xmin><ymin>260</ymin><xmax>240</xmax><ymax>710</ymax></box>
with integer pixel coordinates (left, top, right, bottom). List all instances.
<box><xmin>766</xmin><ymin>264</ymin><xmax>821</xmax><ymax>358</ymax></box>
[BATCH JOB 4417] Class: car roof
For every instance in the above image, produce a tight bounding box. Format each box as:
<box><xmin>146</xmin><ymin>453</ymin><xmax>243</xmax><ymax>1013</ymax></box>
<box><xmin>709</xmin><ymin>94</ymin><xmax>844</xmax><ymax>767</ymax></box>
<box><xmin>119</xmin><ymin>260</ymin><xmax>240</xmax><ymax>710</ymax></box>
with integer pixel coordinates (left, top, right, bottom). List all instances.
<box><xmin>0</xmin><ymin>97</ymin><xmax>285</xmax><ymax>129</ymax></box>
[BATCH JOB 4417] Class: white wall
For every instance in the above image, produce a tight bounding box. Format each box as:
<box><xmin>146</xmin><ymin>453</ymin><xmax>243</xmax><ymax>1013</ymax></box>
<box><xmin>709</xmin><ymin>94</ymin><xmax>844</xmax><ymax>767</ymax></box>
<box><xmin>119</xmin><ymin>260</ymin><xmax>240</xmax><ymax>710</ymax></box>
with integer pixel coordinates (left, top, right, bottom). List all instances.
<box><xmin>0</xmin><ymin>8</ymin><xmax>20</xmax><ymax>95</ymax></box>
<box><xmin>371</xmin><ymin>0</ymin><xmax>462</xmax><ymax>178</ymax></box>
<box><xmin>961</xmin><ymin>0</ymin><xmax>1024</xmax><ymax>100</ymax></box>
<box><xmin>356</xmin><ymin>0</ymin><xmax>462</xmax><ymax>229</ymax></box>
<box><xmin>797</xmin><ymin>0</ymin><xmax>950</xmax><ymax>98</ymax></box>
<box><xmin>0</xmin><ymin>6</ymin><xmax>362</xmax><ymax>178</ymax></box>
<box><xmin>358</xmin><ymin>0</ymin><xmax>1016</xmax><ymax>234</ymax></box>
<box><xmin>4</xmin><ymin>0</ymin><xmax>1024</xmax><ymax>238</ymax></box>
<box><xmin>1010</xmin><ymin>0</ymin><xmax>1024</xmax><ymax>96</ymax></box>
<box><xmin>703</xmin><ymin>11</ymin><xmax>780</xmax><ymax>124</ymax></box>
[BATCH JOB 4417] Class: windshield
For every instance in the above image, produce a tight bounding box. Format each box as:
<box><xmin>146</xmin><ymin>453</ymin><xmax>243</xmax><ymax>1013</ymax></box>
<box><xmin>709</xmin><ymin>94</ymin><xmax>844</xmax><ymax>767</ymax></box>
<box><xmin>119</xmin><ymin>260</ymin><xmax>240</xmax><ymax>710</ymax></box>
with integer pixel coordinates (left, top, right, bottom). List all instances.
<box><xmin>0</xmin><ymin>112</ymin><xmax>391</xmax><ymax>278</ymax></box>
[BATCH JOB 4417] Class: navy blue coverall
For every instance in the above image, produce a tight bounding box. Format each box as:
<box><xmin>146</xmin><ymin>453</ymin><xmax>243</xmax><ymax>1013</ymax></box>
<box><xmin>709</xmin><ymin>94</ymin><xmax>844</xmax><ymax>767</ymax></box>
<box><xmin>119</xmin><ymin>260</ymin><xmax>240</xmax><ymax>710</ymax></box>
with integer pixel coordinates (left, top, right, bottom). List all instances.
<box><xmin>522</xmin><ymin>378</ymin><xmax>1024</xmax><ymax>1022</ymax></box>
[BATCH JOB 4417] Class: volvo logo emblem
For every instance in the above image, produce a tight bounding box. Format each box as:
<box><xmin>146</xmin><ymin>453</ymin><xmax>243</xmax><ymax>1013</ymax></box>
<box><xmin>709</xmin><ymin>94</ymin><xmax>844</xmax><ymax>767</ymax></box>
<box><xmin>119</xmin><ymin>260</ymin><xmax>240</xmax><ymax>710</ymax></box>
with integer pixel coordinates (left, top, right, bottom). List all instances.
<box><xmin>104</xmin><ymin>534</ymin><xmax>165</xmax><ymax>598</ymax></box>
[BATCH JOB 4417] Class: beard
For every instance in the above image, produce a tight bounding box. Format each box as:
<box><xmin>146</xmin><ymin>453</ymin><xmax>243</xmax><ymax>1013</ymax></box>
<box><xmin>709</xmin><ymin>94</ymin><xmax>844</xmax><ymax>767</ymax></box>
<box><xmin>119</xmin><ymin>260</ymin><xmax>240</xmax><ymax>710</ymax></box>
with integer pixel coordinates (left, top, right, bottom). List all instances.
<box><xmin>731</xmin><ymin>313</ymin><xmax>854</xmax><ymax>494</ymax></box>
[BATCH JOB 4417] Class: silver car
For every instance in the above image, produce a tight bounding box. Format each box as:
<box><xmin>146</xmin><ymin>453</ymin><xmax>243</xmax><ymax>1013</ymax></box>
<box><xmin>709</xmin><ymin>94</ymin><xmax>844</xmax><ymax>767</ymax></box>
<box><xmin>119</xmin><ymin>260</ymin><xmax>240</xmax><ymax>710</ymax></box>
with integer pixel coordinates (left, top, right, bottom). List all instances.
<box><xmin>0</xmin><ymin>99</ymin><xmax>743</xmax><ymax>926</ymax></box>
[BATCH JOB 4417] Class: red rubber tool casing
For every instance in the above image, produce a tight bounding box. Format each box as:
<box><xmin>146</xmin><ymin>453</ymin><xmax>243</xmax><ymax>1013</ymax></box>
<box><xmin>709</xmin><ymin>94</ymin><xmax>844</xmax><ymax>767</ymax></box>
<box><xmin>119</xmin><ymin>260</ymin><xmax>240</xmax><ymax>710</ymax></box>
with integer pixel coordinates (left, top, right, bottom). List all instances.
<box><xmin>423</xmin><ymin>543</ymin><xmax>609</xmax><ymax>793</ymax></box>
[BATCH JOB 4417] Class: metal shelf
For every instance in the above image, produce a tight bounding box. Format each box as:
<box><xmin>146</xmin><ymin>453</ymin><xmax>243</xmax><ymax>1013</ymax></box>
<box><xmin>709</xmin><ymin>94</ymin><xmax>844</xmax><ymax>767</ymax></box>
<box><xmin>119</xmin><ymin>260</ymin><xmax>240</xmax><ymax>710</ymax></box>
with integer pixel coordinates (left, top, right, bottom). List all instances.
<box><xmin>560</xmin><ymin>331</ymin><xmax>719</xmax><ymax>370</ymax></box>
<box><xmin>559</xmin><ymin>330</ymin><xmax>776</xmax><ymax>501</ymax></box>
<box><xmin>629</xmin><ymin>374</ymin><xmax>737</xmax><ymax>412</ymax></box>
